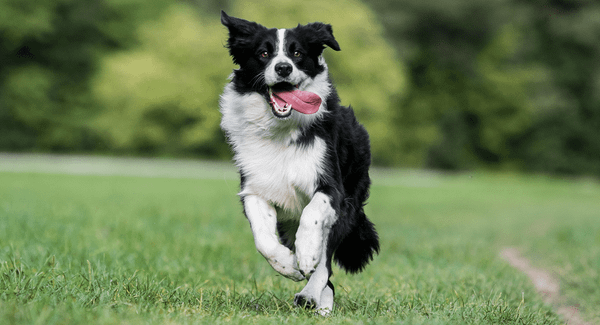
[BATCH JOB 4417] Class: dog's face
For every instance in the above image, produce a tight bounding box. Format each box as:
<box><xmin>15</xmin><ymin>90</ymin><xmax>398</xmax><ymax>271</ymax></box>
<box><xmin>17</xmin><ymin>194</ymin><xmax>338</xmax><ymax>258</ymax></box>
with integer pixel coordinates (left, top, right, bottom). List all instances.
<box><xmin>221</xmin><ymin>11</ymin><xmax>340</xmax><ymax>119</ymax></box>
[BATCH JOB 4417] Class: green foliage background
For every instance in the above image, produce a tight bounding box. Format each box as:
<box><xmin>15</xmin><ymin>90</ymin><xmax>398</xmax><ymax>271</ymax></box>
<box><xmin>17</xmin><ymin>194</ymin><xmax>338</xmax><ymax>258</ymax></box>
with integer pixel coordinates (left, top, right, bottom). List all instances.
<box><xmin>92</xmin><ymin>4</ymin><xmax>229</xmax><ymax>157</ymax></box>
<box><xmin>368</xmin><ymin>0</ymin><xmax>600</xmax><ymax>175</ymax></box>
<box><xmin>1</xmin><ymin>0</ymin><xmax>599</xmax><ymax>177</ymax></box>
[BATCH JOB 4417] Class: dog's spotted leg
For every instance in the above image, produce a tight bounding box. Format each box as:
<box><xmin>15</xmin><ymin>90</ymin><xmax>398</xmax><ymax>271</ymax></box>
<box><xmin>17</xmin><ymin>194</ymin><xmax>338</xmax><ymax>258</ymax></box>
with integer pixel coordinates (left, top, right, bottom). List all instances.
<box><xmin>294</xmin><ymin>192</ymin><xmax>336</xmax><ymax>314</ymax></box>
<box><xmin>295</xmin><ymin>192</ymin><xmax>336</xmax><ymax>276</ymax></box>
<box><xmin>243</xmin><ymin>195</ymin><xmax>305</xmax><ymax>281</ymax></box>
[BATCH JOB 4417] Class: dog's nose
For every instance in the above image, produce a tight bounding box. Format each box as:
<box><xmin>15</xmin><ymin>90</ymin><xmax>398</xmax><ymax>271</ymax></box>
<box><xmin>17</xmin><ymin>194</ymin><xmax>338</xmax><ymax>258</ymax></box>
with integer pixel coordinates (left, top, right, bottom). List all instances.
<box><xmin>275</xmin><ymin>62</ymin><xmax>293</xmax><ymax>77</ymax></box>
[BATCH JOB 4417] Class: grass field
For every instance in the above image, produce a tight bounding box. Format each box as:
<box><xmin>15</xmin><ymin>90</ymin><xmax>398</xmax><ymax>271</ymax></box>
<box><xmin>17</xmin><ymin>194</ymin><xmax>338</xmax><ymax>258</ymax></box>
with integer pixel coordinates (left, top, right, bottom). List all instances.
<box><xmin>1</xmin><ymin>161</ymin><xmax>599</xmax><ymax>324</ymax></box>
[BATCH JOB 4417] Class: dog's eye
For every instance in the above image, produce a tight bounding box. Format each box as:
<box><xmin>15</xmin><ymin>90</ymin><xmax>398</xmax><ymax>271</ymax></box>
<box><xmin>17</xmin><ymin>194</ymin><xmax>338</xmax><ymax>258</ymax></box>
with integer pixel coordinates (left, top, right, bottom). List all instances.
<box><xmin>294</xmin><ymin>51</ymin><xmax>302</xmax><ymax>58</ymax></box>
<box><xmin>260</xmin><ymin>51</ymin><xmax>269</xmax><ymax>58</ymax></box>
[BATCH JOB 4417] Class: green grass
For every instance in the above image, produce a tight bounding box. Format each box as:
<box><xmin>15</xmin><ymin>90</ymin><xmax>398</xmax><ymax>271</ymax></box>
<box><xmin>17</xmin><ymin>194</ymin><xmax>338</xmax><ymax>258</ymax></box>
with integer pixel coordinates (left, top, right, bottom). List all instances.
<box><xmin>1</xmin><ymin>168</ymin><xmax>599</xmax><ymax>324</ymax></box>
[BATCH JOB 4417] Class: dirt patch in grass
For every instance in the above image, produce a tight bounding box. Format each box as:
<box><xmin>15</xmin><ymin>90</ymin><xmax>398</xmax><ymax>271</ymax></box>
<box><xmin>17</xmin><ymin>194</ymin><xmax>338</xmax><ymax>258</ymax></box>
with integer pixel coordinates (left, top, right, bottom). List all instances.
<box><xmin>500</xmin><ymin>247</ymin><xmax>592</xmax><ymax>325</ymax></box>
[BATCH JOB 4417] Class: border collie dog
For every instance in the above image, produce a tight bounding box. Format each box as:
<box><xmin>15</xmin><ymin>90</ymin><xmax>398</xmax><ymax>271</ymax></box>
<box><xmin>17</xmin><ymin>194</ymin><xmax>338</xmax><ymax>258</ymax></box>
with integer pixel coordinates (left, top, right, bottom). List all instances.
<box><xmin>219</xmin><ymin>11</ymin><xmax>379</xmax><ymax>315</ymax></box>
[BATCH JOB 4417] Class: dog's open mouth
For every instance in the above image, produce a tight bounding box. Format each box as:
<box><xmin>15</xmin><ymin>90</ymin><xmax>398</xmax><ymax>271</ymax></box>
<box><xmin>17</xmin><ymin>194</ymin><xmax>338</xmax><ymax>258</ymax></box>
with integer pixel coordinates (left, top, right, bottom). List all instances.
<box><xmin>268</xmin><ymin>83</ymin><xmax>322</xmax><ymax>118</ymax></box>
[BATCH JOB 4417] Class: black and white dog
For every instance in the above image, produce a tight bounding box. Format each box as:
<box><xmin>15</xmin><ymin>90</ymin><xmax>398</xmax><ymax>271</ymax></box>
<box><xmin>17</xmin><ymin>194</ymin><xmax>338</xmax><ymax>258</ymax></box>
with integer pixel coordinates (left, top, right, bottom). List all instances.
<box><xmin>219</xmin><ymin>11</ymin><xmax>379</xmax><ymax>315</ymax></box>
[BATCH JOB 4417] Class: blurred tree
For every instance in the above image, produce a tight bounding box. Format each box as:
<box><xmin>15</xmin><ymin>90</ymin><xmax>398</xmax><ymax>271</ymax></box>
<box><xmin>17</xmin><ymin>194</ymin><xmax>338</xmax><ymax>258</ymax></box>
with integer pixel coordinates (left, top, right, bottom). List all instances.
<box><xmin>515</xmin><ymin>0</ymin><xmax>600</xmax><ymax>177</ymax></box>
<box><xmin>4</xmin><ymin>0</ymin><xmax>598</xmax><ymax>177</ymax></box>
<box><xmin>92</xmin><ymin>3</ymin><xmax>230</xmax><ymax>157</ymax></box>
<box><xmin>0</xmin><ymin>0</ymin><xmax>167</xmax><ymax>152</ymax></box>
<box><xmin>93</xmin><ymin>0</ymin><xmax>407</xmax><ymax>163</ymax></box>
<box><xmin>366</xmin><ymin>0</ymin><xmax>600</xmax><ymax>176</ymax></box>
<box><xmin>366</xmin><ymin>0</ymin><xmax>540</xmax><ymax>169</ymax></box>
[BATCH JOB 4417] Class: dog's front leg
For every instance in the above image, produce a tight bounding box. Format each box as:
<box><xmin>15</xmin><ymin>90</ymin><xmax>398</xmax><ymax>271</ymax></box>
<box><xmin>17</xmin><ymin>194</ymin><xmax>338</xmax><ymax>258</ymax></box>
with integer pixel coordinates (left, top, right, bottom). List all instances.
<box><xmin>243</xmin><ymin>195</ymin><xmax>305</xmax><ymax>281</ymax></box>
<box><xmin>295</xmin><ymin>192</ymin><xmax>337</xmax><ymax>276</ymax></box>
<box><xmin>294</xmin><ymin>192</ymin><xmax>337</xmax><ymax>314</ymax></box>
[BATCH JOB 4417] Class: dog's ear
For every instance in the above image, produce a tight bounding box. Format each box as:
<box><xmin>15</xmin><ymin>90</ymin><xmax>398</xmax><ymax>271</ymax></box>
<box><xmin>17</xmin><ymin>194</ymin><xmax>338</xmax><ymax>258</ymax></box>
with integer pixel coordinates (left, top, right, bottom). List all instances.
<box><xmin>303</xmin><ymin>22</ymin><xmax>341</xmax><ymax>52</ymax></box>
<box><xmin>221</xmin><ymin>11</ymin><xmax>263</xmax><ymax>37</ymax></box>
<box><xmin>221</xmin><ymin>11</ymin><xmax>267</xmax><ymax>64</ymax></box>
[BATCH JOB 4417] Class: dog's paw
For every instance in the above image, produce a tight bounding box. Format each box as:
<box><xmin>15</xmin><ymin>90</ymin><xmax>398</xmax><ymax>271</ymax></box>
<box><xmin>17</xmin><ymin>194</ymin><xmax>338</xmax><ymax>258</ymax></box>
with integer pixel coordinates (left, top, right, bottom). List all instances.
<box><xmin>295</xmin><ymin>227</ymin><xmax>323</xmax><ymax>277</ymax></box>
<box><xmin>317</xmin><ymin>284</ymin><xmax>334</xmax><ymax>316</ymax></box>
<box><xmin>278</xmin><ymin>266</ymin><xmax>305</xmax><ymax>282</ymax></box>
<box><xmin>266</xmin><ymin>248</ymin><xmax>305</xmax><ymax>282</ymax></box>
<box><xmin>294</xmin><ymin>292</ymin><xmax>317</xmax><ymax>309</ymax></box>
<box><xmin>294</xmin><ymin>286</ymin><xmax>334</xmax><ymax>316</ymax></box>
<box><xmin>296</xmin><ymin>234</ymin><xmax>323</xmax><ymax>277</ymax></box>
<box><xmin>295</xmin><ymin>250</ymin><xmax>320</xmax><ymax>277</ymax></box>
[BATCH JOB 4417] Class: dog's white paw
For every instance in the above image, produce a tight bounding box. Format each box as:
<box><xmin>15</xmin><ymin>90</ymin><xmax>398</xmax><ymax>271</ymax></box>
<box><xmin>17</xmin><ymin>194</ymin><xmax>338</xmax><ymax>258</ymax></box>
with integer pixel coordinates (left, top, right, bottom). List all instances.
<box><xmin>317</xmin><ymin>285</ymin><xmax>334</xmax><ymax>316</ymax></box>
<box><xmin>294</xmin><ymin>284</ymin><xmax>334</xmax><ymax>316</ymax></box>
<box><xmin>265</xmin><ymin>247</ymin><xmax>305</xmax><ymax>281</ymax></box>
<box><xmin>294</xmin><ymin>225</ymin><xmax>323</xmax><ymax>276</ymax></box>
<box><xmin>294</xmin><ymin>291</ymin><xmax>319</xmax><ymax>309</ymax></box>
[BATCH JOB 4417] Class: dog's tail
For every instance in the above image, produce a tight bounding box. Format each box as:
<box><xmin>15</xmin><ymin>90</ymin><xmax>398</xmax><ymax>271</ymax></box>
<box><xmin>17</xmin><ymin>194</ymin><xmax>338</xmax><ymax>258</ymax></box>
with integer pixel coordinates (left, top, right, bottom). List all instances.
<box><xmin>333</xmin><ymin>212</ymin><xmax>379</xmax><ymax>274</ymax></box>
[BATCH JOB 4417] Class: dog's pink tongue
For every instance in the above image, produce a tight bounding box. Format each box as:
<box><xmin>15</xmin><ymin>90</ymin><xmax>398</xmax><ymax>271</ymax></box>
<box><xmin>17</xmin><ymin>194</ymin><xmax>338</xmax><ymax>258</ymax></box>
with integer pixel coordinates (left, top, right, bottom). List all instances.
<box><xmin>272</xmin><ymin>90</ymin><xmax>321</xmax><ymax>114</ymax></box>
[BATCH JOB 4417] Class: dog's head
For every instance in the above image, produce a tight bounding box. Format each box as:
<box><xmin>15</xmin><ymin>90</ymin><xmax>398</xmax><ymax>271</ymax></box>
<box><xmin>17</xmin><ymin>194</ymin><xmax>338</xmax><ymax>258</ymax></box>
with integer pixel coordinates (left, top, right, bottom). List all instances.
<box><xmin>221</xmin><ymin>11</ymin><xmax>340</xmax><ymax>119</ymax></box>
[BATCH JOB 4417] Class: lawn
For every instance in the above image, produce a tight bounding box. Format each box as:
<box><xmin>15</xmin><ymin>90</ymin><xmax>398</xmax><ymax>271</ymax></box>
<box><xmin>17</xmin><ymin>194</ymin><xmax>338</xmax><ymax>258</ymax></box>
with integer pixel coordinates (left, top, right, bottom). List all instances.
<box><xmin>1</xmin><ymin>164</ymin><xmax>599</xmax><ymax>324</ymax></box>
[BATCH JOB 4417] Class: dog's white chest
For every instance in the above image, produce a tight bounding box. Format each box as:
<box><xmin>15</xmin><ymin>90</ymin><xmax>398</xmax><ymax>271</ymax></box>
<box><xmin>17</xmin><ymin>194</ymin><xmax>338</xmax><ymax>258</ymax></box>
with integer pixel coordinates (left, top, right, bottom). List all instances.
<box><xmin>237</xmin><ymin>136</ymin><xmax>326</xmax><ymax>215</ymax></box>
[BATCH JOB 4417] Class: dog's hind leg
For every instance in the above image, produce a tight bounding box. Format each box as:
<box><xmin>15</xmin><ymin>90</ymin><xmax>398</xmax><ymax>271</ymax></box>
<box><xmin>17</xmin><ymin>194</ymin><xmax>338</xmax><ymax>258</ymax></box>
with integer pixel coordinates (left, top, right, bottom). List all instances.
<box><xmin>318</xmin><ymin>281</ymin><xmax>335</xmax><ymax>316</ymax></box>
<box><xmin>294</xmin><ymin>224</ymin><xmax>335</xmax><ymax>314</ymax></box>
<box><xmin>293</xmin><ymin>247</ymin><xmax>335</xmax><ymax>315</ymax></box>
<box><xmin>294</xmin><ymin>248</ymin><xmax>334</xmax><ymax>315</ymax></box>
<box><xmin>243</xmin><ymin>195</ymin><xmax>305</xmax><ymax>281</ymax></box>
